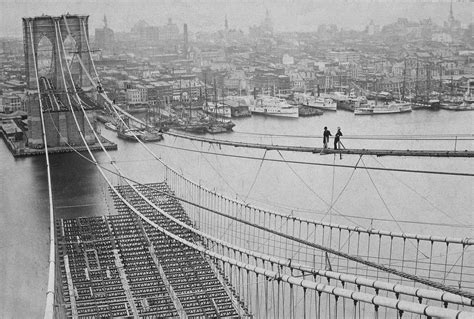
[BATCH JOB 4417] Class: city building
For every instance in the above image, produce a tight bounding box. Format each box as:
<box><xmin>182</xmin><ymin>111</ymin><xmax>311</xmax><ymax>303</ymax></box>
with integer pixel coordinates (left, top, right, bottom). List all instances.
<box><xmin>94</xmin><ymin>15</ymin><xmax>115</xmax><ymax>51</ymax></box>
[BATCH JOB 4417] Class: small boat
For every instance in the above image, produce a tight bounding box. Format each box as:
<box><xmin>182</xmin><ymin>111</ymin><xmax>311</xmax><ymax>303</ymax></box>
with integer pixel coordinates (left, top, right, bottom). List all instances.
<box><xmin>298</xmin><ymin>105</ymin><xmax>323</xmax><ymax>117</ymax></box>
<box><xmin>355</xmin><ymin>101</ymin><xmax>412</xmax><ymax>115</ymax></box>
<box><xmin>409</xmin><ymin>95</ymin><xmax>440</xmax><ymax>110</ymax></box>
<box><xmin>180</xmin><ymin>122</ymin><xmax>208</xmax><ymax>134</ymax></box>
<box><xmin>104</xmin><ymin>122</ymin><xmax>118</xmax><ymax>131</ymax></box>
<box><xmin>117</xmin><ymin>127</ymin><xmax>142</xmax><ymax>141</ymax></box>
<box><xmin>440</xmin><ymin>80</ymin><xmax>473</xmax><ymax>111</ymax></box>
<box><xmin>205</xmin><ymin>118</ymin><xmax>235</xmax><ymax>134</ymax></box>
<box><xmin>139</xmin><ymin>130</ymin><xmax>163</xmax><ymax>142</ymax></box>
<box><xmin>206</xmin><ymin>125</ymin><xmax>227</xmax><ymax>134</ymax></box>
<box><xmin>440</xmin><ymin>102</ymin><xmax>473</xmax><ymax>111</ymax></box>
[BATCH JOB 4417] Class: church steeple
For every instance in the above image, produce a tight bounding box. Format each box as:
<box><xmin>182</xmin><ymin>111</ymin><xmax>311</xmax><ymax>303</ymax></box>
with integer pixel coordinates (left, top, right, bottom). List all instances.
<box><xmin>103</xmin><ymin>15</ymin><xmax>108</xmax><ymax>28</ymax></box>
<box><xmin>225</xmin><ymin>15</ymin><xmax>228</xmax><ymax>30</ymax></box>
<box><xmin>449</xmin><ymin>0</ymin><xmax>454</xmax><ymax>22</ymax></box>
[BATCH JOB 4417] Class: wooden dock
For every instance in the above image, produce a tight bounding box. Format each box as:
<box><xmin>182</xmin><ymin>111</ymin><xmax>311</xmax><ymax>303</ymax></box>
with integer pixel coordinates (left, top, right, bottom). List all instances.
<box><xmin>165</xmin><ymin>131</ymin><xmax>474</xmax><ymax>158</ymax></box>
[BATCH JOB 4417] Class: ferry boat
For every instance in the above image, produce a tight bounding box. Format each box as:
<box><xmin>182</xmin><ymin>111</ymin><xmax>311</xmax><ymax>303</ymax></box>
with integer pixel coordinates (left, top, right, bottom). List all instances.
<box><xmin>250</xmin><ymin>96</ymin><xmax>299</xmax><ymax>118</ymax></box>
<box><xmin>294</xmin><ymin>93</ymin><xmax>337</xmax><ymax>111</ymax></box>
<box><xmin>355</xmin><ymin>101</ymin><xmax>412</xmax><ymax>115</ymax></box>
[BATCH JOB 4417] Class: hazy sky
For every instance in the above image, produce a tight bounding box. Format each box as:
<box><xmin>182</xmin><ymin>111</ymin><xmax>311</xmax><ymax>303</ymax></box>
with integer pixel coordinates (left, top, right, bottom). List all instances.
<box><xmin>0</xmin><ymin>0</ymin><xmax>472</xmax><ymax>37</ymax></box>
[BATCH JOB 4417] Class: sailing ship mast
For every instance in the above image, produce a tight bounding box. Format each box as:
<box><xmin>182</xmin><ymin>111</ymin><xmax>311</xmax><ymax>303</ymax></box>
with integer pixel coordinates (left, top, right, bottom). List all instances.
<box><xmin>415</xmin><ymin>59</ymin><xmax>419</xmax><ymax>100</ymax></box>
<box><xmin>402</xmin><ymin>59</ymin><xmax>406</xmax><ymax>100</ymax></box>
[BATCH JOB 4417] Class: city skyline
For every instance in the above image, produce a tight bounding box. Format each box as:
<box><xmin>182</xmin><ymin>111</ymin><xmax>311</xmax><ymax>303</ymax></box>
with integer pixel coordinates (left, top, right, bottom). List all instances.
<box><xmin>0</xmin><ymin>0</ymin><xmax>472</xmax><ymax>37</ymax></box>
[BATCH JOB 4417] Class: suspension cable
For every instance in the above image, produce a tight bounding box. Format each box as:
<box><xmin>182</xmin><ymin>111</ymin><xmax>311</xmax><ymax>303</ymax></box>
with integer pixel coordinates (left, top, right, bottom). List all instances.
<box><xmin>28</xmin><ymin>20</ymin><xmax>56</xmax><ymax>319</ymax></box>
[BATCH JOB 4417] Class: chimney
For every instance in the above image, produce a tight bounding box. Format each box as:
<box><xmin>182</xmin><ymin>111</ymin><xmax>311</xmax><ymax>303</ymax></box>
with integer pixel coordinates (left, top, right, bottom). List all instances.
<box><xmin>183</xmin><ymin>23</ymin><xmax>188</xmax><ymax>59</ymax></box>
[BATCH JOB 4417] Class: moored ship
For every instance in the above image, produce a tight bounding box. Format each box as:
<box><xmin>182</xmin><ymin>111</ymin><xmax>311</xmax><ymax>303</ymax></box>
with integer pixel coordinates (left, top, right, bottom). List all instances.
<box><xmin>355</xmin><ymin>101</ymin><xmax>412</xmax><ymax>115</ymax></box>
<box><xmin>202</xmin><ymin>102</ymin><xmax>232</xmax><ymax>118</ymax></box>
<box><xmin>294</xmin><ymin>93</ymin><xmax>337</xmax><ymax>111</ymax></box>
<box><xmin>250</xmin><ymin>95</ymin><xmax>299</xmax><ymax>118</ymax></box>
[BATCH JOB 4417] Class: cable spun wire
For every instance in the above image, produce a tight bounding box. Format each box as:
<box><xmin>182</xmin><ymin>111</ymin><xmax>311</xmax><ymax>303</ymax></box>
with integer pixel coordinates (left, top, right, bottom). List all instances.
<box><xmin>28</xmin><ymin>21</ymin><xmax>56</xmax><ymax>319</ymax></box>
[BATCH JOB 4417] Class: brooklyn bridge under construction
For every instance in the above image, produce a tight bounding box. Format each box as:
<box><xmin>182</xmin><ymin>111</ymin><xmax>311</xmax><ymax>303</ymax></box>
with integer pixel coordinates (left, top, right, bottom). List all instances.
<box><xmin>8</xmin><ymin>12</ymin><xmax>474</xmax><ymax>319</ymax></box>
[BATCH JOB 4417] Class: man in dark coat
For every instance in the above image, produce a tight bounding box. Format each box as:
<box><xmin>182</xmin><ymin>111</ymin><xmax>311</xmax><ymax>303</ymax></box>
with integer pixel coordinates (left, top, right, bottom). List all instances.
<box><xmin>323</xmin><ymin>126</ymin><xmax>332</xmax><ymax>148</ymax></box>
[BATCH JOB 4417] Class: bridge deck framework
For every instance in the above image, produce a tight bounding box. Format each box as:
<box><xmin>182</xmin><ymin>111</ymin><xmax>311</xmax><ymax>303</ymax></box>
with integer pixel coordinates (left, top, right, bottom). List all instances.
<box><xmin>55</xmin><ymin>182</ymin><xmax>245</xmax><ymax>318</ymax></box>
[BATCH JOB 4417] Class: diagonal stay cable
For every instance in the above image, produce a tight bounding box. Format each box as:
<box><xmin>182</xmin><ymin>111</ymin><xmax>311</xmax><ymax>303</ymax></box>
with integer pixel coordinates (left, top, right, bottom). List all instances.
<box><xmin>276</xmin><ymin>150</ymin><xmax>362</xmax><ymax>227</ymax></box>
<box><xmin>369</xmin><ymin>155</ymin><xmax>465</xmax><ymax>225</ymax></box>
<box><xmin>291</xmin><ymin>155</ymin><xmax>364</xmax><ymax>259</ymax></box>
<box><xmin>360</xmin><ymin>157</ymin><xmax>429</xmax><ymax>260</ymax></box>
<box><xmin>212</xmin><ymin>148</ymin><xmax>268</xmax><ymax>247</ymax></box>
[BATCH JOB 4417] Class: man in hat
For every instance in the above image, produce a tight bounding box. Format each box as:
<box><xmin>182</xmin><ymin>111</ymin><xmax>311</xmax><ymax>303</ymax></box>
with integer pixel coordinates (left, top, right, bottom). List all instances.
<box><xmin>334</xmin><ymin>127</ymin><xmax>344</xmax><ymax>150</ymax></box>
<box><xmin>323</xmin><ymin>126</ymin><xmax>331</xmax><ymax>148</ymax></box>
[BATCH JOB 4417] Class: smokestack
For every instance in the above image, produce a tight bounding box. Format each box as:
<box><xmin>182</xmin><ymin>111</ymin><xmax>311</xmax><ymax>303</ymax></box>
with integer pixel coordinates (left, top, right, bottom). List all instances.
<box><xmin>183</xmin><ymin>23</ymin><xmax>188</xmax><ymax>59</ymax></box>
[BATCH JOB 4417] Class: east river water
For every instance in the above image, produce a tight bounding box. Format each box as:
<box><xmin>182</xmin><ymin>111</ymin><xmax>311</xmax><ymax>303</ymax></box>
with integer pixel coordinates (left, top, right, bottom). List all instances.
<box><xmin>0</xmin><ymin>109</ymin><xmax>472</xmax><ymax>317</ymax></box>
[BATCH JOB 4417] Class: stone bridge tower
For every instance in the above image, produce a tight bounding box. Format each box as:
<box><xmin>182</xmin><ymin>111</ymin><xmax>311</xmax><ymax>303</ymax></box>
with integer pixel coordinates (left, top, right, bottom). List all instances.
<box><xmin>23</xmin><ymin>14</ymin><xmax>93</xmax><ymax>90</ymax></box>
<box><xmin>22</xmin><ymin>15</ymin><xmax>98</xmax><ymax>148</ymax></box>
